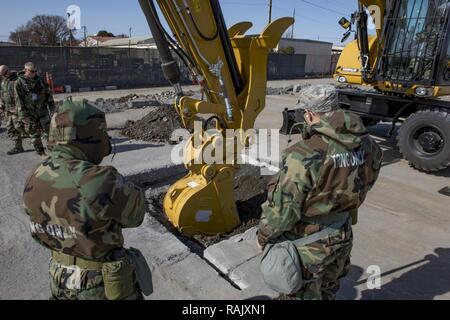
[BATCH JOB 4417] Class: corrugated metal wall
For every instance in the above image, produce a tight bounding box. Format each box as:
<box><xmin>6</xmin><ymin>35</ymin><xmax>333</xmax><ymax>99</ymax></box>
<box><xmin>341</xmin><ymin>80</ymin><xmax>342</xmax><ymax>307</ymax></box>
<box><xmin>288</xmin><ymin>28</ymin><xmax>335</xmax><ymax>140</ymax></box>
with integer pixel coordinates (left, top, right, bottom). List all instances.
<box><xmin>277</xmin><ymin>39</ymin><xmax>333</xmax><ymax>75</ymax></box>
<box><xmin>0</xmin><ymin>46</ymin><xmax>316</xmax><ymax>91</ymax></box>
<box><xmin>305</xmin><ymin>55</ymin><xmax>332</xmax><ymax>75</ymax></box>
<box><xmin>268</xmin><ymin>54</ymin><xmax>306</xmax><ymax>79</ymax></box>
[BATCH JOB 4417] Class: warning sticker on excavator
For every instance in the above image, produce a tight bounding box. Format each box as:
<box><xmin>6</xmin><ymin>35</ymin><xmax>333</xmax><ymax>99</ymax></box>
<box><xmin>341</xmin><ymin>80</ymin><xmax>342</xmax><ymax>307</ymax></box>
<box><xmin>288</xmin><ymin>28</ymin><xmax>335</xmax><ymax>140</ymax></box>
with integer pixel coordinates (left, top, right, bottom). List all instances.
<box><xmin>196</xmin><ymin>211</ymin><xmax>212</xmax><ymax>222</ymax></box>
<box><xmin>342</xmin><ymin>68</ymin><xmax>359</xmax><ymax>73</ymax></box>
<box><xmin>187</xmin><ymin>181</ymin><xmax>200</xmax><ymax>189</ymax></box>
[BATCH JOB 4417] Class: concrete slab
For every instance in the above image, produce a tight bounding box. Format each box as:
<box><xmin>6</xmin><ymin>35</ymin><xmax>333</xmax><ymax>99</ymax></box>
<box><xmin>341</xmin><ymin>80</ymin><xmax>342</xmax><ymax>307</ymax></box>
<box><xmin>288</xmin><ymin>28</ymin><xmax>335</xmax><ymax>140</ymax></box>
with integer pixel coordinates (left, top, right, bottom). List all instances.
<box><xmin>103</xmin><ymin>137</ymin><xmax>186</xmax><ymax>185</ymax></box>
<box><xmin>203</xmin><ymin>228</ymin><xmax>279</xmax><ymax>299</ymax></box>
<box><xmin>204</xmin><ymin>228</ymin><xmax>260</xmax><ymax>276</ymax></box>
<box><xmin>123</xmin><ymin>213</ymin><xmax>241</xmax><ymax>300</ymax></box>
<box><xmin>155</xmin><ymin>254</ymin><xmax>240</xmax><ymax>300</ymax></box>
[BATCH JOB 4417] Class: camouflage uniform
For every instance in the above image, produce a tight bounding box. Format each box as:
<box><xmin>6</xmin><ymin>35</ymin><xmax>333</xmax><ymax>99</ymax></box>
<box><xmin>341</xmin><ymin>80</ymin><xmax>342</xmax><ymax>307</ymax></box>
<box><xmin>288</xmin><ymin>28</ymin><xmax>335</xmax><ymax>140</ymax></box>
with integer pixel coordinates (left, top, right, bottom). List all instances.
<box><xmin>23</xmin><ymin>100</ymin><xmax>146</xmax><ymax>300</ymax></box>
<box><xmin>0</xmin><ymin>71</ymin><xmax>25</xmax><ymax>154</ymax></box>
<box><xmin>258</xmin><ymin>85</ymin><xmax>383</xmax><ymax>300</ymax></box>
<box><xmin>15</xmin><ymin>71</ymin><xmax>55</xmax><ymax>154</ymax></box>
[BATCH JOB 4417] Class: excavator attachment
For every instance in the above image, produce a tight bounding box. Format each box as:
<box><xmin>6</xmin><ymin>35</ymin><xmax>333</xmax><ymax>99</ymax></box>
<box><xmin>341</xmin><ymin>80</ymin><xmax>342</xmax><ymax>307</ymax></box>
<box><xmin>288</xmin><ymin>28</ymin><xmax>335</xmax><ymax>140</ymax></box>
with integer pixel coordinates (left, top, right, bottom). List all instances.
<box><xmin>139</xmin><ymin>0</ymin><xmax>293</xmax><ymax>236</ymax></box>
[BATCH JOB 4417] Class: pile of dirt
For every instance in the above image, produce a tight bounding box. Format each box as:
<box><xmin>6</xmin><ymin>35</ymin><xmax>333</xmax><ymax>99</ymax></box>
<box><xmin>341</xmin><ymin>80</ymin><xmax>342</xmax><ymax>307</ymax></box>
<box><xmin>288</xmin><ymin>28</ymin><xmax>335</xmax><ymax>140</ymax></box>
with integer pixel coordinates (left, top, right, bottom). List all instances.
<box><xmin>121</xmin><ymin>105</ymin><xmax>184</xmax><ymax>143</ymax></box>
<box><xmin>147</xmin><ymin>166</ymin><xmax>275</xmax><ymax>248</ymax></box>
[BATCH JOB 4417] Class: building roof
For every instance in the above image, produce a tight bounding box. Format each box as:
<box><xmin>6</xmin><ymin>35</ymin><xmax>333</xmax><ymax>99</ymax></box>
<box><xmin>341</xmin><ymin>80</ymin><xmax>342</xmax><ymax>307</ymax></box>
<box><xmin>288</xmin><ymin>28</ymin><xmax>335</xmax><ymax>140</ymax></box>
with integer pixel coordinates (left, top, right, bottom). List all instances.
<box><xmin>332</xmin><ymin>45</ymin><xmax>345</xmax><ymax>51</ymax></box>
<box><xmin>87</xmin><ymin>36</ymin><xmax>117</xmax><ymax>43</ymax></box>
<box><xmin>280</xmin><ymin>38</ymin><xmax>334</xmax><ymax>46</ymax></box>
<box><xmin>99</xmin><ymin>36</ymin><xmax>154</xmax><ymax>47</ymax></box>
<box><xmin>0</xmin><ymin>41</ymin><xmax>16</xmax><ymax>47</ymax></box>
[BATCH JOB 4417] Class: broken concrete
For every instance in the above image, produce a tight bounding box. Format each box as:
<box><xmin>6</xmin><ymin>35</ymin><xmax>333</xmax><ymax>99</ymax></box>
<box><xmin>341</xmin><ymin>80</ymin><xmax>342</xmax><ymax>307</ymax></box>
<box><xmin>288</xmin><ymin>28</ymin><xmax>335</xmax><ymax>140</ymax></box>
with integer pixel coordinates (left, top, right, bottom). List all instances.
<box><xmin>128</xmin><ymin>98</ymin><xmax>161</xmax><ymax>109</ymax></box>
<box><xmin>56</xmin><ymin>91</ymin><xmax>183</xmax><ymax>114</ymax></box>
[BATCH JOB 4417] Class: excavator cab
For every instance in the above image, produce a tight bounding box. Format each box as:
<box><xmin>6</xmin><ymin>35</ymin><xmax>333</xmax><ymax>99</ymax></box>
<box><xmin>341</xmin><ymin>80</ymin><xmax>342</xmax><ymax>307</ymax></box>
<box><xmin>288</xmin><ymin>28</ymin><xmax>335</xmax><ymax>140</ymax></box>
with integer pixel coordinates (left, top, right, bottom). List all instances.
<box><xmin>332</xmin><ymin>0</ymin><xmax>450</xmax><ymax>172</ymax></box>
<box><xmin>376</xmin><ymin>0</ymin><xmax>450</xmax><ymax>96</ymax></box>
<box><xmin>335</xmin><ymin>0</ymin><xmax>450</xmax><ymax>97</ymax></box>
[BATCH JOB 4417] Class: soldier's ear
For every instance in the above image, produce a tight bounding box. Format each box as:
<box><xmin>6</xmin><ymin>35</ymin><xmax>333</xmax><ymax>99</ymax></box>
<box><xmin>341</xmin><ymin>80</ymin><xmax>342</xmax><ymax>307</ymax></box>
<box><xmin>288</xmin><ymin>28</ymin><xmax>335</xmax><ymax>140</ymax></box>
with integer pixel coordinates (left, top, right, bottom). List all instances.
<box><xmin>303</xmin><ymin>111</ymin><xmax>312</xmax><ymax>124</ymax></box>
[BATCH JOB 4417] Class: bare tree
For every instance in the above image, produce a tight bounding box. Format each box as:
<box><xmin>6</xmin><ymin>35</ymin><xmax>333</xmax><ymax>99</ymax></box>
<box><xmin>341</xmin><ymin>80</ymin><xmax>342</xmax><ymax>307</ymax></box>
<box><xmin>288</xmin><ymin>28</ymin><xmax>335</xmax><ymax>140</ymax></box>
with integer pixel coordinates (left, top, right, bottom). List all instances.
<box><xmin>9</xmin><ymin>15</ymin><xmax>71</xmax><ymax>46</ymax></box>
<box><xmin>9</xmin><ymin>25</ymin><xmax>36</xmax><ymax>46</ymax></box>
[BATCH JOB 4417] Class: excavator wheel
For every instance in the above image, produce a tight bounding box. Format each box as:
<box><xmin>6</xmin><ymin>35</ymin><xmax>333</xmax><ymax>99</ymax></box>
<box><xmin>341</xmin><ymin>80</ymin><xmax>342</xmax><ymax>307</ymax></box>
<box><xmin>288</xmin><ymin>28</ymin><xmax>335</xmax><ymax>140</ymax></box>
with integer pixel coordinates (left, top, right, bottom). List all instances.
<box><xmin>397</xmin><ymin>108</ymin><xmax>450</xmax><ymax>172</ymax></box>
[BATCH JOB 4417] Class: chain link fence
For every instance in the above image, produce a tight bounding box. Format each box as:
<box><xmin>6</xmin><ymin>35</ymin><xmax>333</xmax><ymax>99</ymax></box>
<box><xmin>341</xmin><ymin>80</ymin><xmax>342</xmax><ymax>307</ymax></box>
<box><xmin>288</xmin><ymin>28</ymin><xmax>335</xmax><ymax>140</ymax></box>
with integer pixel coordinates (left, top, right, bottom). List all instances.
<box><xmin>0</xmin><ymin>46</ymin><xmax>313</xmax><ymax>91</ymax></box>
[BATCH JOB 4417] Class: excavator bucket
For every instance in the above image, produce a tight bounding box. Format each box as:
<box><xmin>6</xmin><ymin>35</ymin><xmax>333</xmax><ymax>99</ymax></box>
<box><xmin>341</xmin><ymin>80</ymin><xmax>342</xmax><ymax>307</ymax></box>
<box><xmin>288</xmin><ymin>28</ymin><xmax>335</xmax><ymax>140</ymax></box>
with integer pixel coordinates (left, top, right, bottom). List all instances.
<box><xmin>164</xmin><ymin>18</ymin><xmax>293</xmax><ymax>237</ymax></box>
<box><xmin>164</xmin><ymin>165</ymin><xmax>240</xmax><ymax>237</ymax></box>
<box><xmin>163</xmin><ymin>128</ymin><xmax>242</xmax><ymax>236</ymax></box>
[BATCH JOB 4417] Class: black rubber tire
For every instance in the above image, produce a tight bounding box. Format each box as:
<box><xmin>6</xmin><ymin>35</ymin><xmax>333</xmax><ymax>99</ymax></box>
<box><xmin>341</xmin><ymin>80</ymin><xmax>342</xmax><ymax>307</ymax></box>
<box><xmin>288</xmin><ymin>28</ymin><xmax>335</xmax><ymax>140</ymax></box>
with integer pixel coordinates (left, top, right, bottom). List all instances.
<box><xmin>397</xmin><ymin>108</ymin><xmax>450</xmax><ymax>172</ymax></box>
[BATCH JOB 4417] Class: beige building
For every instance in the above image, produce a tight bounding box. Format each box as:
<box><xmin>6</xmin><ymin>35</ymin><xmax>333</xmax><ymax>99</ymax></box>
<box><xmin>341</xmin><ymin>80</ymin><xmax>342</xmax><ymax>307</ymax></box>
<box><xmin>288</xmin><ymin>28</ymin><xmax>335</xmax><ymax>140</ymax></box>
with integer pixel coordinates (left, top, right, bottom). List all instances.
<box><xmin>99</xmin><ymin>37</ymin><xmax>156</xmax><ymax>49</ymax></box>
<box><xmin>79</xmin><ymin>36</ymin><xmax>116</xmax><ymax>47</ymax></box>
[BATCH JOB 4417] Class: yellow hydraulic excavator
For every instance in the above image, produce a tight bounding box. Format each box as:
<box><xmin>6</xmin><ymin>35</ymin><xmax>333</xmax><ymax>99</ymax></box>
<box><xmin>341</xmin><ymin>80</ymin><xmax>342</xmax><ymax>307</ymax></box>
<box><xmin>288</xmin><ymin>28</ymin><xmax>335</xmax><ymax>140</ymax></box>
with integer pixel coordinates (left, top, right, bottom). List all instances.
<box><xmin>333</xmin><ymin>0</ymin><xmax>450</xmax><ymax>172</ymax></box>
<box><xmin>138</xmin><ymin>0</ymin><xmax>293</xmax><ymax>236</ymax></box>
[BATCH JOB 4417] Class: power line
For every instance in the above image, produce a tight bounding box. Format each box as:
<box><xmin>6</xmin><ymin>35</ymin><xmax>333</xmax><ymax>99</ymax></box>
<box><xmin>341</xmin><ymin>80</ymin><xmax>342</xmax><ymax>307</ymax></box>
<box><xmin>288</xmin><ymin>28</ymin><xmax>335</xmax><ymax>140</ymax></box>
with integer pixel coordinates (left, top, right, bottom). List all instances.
<box><xmin>221</xmin><ymin>1</ymin><xmax>291</xmax><ymax>13</ymax></box>
<box><xmin>220</xmin><ymin>0</ymin><xmax>344</xmax><ymax>41</ymax></box>
<box><xmin>221</xmin><ymin>1</ymin><xmax>334</xmax><ymax>26</ymax></box>
<box><xmin>298</xmin><ymin>0</ymin><xmax>349</xmax><ymax>17</ymax></box>
<box><xmin>268</xmin><ymin>0</ymin><xmax>273</xmax><ymax>24</ymax></box>
<box><xmin>291</xmin><ymin>8</ymin><xmax>296</xmax><ymax>38</ymax></box>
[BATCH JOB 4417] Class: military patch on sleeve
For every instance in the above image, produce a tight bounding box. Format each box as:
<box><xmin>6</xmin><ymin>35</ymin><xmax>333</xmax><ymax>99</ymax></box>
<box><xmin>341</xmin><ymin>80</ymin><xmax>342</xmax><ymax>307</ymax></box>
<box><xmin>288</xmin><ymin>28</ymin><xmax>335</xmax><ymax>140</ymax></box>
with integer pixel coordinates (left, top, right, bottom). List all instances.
<box><xmin>331</xmin><ymin>149</ymin><xmax>366</xmax><ymax>168</ymax></box>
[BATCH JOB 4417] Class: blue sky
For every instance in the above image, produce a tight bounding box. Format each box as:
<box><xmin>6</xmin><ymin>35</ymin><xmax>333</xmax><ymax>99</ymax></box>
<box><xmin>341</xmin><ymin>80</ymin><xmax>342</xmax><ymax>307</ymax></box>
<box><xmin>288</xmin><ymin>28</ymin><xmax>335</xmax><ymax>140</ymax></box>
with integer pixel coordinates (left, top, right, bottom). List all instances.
<box><xmin>0</xmin><ymin>0</ymin><xmax>358</xmax><ymax>45</ymax></box>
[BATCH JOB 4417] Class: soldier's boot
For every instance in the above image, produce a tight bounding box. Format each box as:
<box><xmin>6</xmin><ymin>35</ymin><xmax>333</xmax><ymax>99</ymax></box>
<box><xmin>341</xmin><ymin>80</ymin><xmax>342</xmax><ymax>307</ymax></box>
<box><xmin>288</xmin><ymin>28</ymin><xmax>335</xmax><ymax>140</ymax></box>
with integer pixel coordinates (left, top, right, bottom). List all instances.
<box><xmin>33</xmin><ymin>140</ymin><xmax>47</xmax><ymax>156</ymax></box>
<box><xmin>6</xmin><ymin>139</ymin><xmax>25</xmax><ymax>155</ymax></box>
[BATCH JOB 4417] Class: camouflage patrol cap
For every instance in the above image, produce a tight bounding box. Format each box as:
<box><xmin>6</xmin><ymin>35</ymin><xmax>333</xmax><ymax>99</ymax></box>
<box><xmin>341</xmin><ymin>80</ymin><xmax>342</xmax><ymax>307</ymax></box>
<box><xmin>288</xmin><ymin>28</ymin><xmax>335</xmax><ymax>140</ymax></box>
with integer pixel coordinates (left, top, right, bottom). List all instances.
<box><xmin>296</xmin><ymin>84</ymin><xmax>339</xmax><ymax>113</ymax></box>
<box><xmin>0</xmin><ymin>65</ymin><xmax>9</xmax><ymax>76</ymax></box>
<box><xmin>49</xmin><ymin>99</ymin><xmax>111</xmax><ymax>165</ymax></box>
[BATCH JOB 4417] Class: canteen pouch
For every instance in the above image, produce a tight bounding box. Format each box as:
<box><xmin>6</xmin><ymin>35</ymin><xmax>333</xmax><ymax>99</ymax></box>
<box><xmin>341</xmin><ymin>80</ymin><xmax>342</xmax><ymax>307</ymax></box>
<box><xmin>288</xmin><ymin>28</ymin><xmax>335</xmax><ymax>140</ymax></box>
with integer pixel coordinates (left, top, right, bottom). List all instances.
<box><xmin>102</xmin><ymin>258</ymin><xmax>136</xmax><ymax>300</ymax></box>
<box><xmin>260</xmin><ymin>240</ymin><xmax>303</xmax><ymax>295</ymax></box>
<box><xmin>127</xmin><ymin>247</ymin><xmax>153</xmax><ymax>296</ymax></box>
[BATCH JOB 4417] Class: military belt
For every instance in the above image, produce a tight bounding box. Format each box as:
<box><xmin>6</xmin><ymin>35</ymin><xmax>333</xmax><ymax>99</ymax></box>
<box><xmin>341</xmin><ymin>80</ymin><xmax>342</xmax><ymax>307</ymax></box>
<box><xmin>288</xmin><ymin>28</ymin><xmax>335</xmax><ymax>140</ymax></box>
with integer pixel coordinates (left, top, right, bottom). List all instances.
<box><xmin>292</xmin><ymin>212</ymin><xmax>350</xmax><ymax>247</ymax></box>
<box><xmin>302</xmin><ymin>212</ymin><xmax>350</xmax><ymax>226</ymax></box>
<box><xmin>51</xmin><ymin>251</ymin><xmax>104</xmax><ymax>271</ymax></box>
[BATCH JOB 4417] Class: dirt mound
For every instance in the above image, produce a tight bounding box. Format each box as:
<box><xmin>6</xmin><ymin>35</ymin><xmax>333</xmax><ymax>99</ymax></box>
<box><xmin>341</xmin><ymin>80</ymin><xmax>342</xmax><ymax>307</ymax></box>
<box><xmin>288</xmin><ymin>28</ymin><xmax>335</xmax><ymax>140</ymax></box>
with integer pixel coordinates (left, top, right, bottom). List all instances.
<box><xmin>121</xmin><ymin>105</ymin><xmax>184</xmax><ymax>143</ymax></box>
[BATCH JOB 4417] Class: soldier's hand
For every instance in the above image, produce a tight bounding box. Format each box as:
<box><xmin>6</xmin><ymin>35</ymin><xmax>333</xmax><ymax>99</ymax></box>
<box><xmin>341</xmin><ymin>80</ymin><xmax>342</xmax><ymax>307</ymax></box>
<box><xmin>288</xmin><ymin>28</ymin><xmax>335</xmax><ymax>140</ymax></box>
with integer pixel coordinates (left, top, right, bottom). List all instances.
<box><xmin>17</xmin><ymin>120</ymin><xmax>26</xmax><ymax>132</ymax></box>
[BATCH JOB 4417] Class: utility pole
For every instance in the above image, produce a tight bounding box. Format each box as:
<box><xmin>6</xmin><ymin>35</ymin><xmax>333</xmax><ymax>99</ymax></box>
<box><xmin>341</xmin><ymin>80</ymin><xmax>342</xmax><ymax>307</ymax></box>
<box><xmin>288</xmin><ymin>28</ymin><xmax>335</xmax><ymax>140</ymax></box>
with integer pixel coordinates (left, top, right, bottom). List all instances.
<box><xmin>129</xmin><ymin>27</ymin><xmax>132</xmax><ymax>49</ymax></box>
<box><xmin>82</xmin><ymin>26</ymin><xmax>87</xmax><ymax>46</ymax></box>
<box><xmin>291</xmin><ymin>8</ymin><xmax>296</xmax><ymax>39</ymax></box>
<box><xmin>268</xmin><ymin>0</ymin><xmax>273</xmax><ymax>24</ymax></box>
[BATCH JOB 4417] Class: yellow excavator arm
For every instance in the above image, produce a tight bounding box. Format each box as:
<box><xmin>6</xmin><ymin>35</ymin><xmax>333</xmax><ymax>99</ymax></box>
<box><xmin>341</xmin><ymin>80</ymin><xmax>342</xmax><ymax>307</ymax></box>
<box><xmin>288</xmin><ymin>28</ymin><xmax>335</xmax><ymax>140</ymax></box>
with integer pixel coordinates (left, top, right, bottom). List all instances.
<box><xmin>139</xmin><ymin>0</ymin><xmax>293</xmax><ymax>236</ymax></box>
